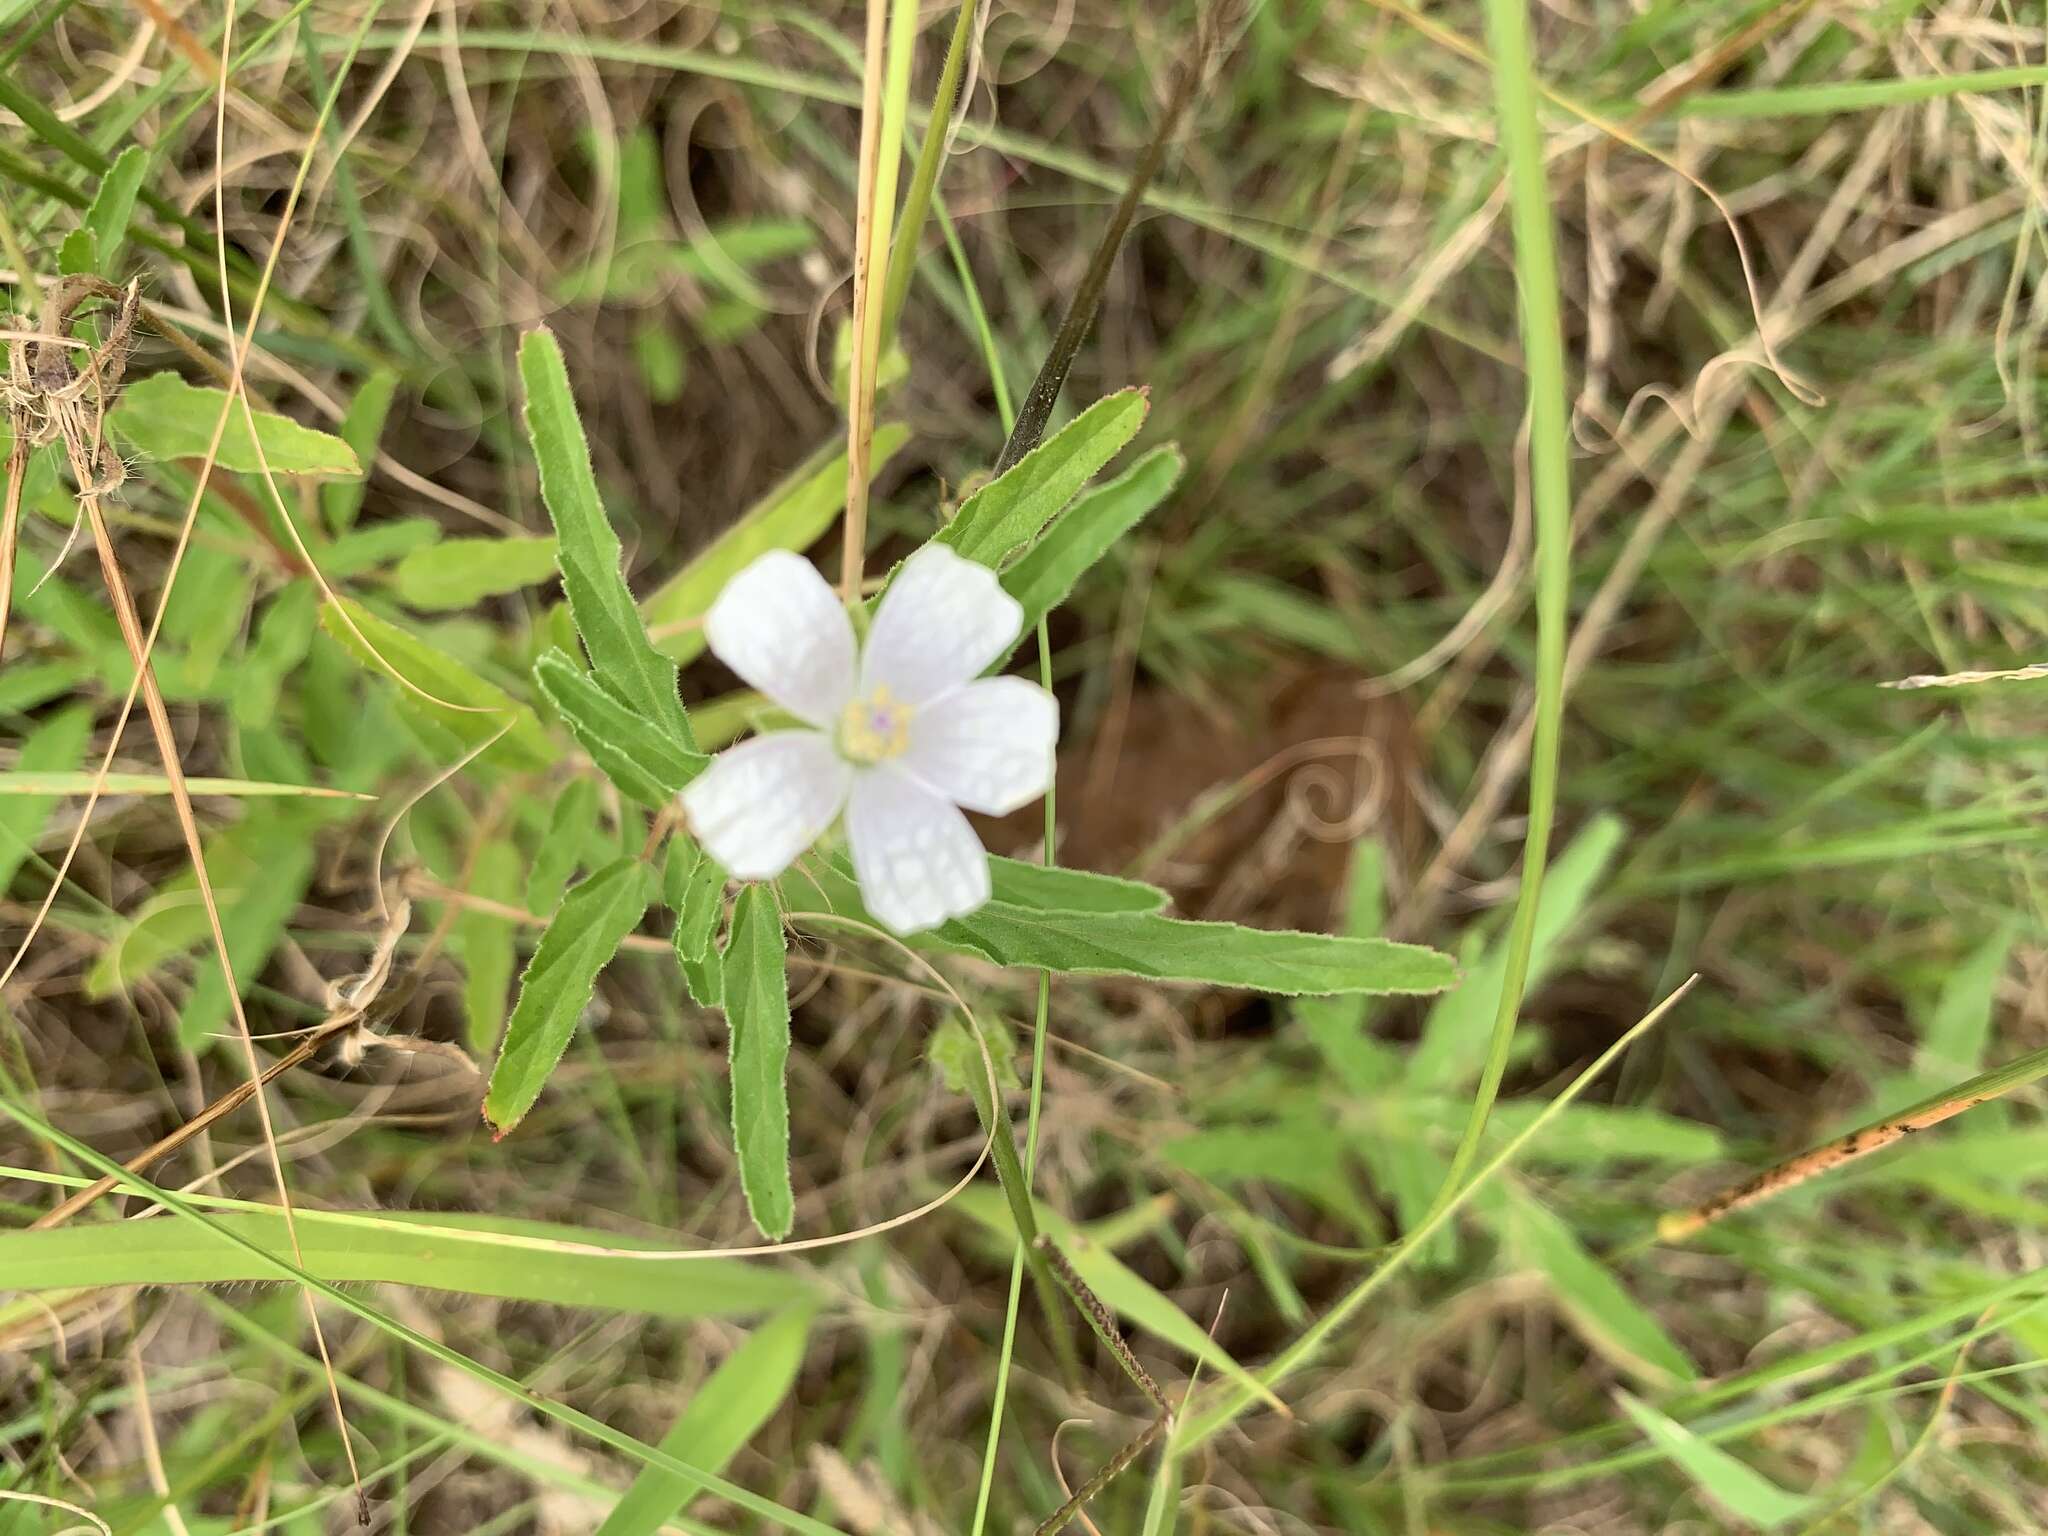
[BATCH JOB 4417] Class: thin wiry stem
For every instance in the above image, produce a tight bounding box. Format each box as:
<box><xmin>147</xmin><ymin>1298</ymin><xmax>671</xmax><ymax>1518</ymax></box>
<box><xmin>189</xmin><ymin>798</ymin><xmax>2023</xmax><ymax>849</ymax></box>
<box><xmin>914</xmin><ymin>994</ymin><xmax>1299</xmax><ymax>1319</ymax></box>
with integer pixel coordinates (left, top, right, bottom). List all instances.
<box><xmin>992</xmin><ymin>28</ymin><xmax>1206</xmax><ymax>476</ymax></box>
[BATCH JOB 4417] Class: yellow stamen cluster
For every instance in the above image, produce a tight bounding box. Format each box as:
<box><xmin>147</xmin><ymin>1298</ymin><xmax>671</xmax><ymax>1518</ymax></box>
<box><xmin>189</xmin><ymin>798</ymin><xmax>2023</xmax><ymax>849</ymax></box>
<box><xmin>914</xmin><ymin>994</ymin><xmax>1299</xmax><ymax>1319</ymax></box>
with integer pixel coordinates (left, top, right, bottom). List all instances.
<box><xmin>839</xmin><ymin>684</ymin><xmax>913</xmax><ymax>764</ymax></box>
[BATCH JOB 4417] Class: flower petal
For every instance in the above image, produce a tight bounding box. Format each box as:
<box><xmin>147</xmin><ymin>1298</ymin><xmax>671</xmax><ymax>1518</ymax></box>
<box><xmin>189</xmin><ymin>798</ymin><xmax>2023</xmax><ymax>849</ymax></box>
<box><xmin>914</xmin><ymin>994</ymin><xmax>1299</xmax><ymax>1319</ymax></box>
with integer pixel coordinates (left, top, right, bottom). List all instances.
<box><xmin>902</xmin><ymin>676</ymin><xmax>1058</xmax><ymax>815</ymax></box>
<box><xmin>861</xmin><ymin>544</ymin><xmax>1022</xmax><ymax>706</ymax></box>
<box><xmin>845</xmin><ymin>766</ymin><xmax>992</xmax><ymax>934</ymax></box>
<box><xmin>679</xmin><ymin>732</ymin><xmax>850</xmax><ymax>880</ymax></box>
<box><xmin>704</xmin><ymin>550</ymin><xmax>857</xmax><ymax>727</ymax></box>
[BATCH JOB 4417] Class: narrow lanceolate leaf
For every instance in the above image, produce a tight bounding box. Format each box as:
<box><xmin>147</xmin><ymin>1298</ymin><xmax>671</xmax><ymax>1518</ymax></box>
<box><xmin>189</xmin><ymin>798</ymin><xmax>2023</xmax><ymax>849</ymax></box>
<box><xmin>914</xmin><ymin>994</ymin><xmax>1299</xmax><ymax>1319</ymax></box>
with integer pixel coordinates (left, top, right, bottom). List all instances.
<box><xmin>664</xmin><ymin>829</ymin><xmax>729</xmax><ymax>1003</ymax></box>
<box><xmin>324</xmin><ymin>367</ymin><xmax>399</xmax><ymax>532</ymax></box>
<box><xmin>951</xmin><ymin>907</ymin><xmax>1454</xmax><ymax>994</ymax></box>
<box><xmin>803</xmin><ymin>863</ymin><xmax>1451</xmax><ymax>995</ymax></box>
<box><xmin>664</xmin><ymin>833</ymin><xmax>726</xmax><ymax>962</ymax></box>
<box><xmin>526</xmin><ymin>776</ymin><xmax>601</xmax><ymax>918</ymax></box>
<box><xmin>1614</xmin><ymin>1393</ymin><xmax>1816</xmax><ymax>1530</ymax></box>
<box><xmin>457</xmin><ymin>839</ymin><xmax>522</xmax><ymax>1054</ymax></box>
<box><xmin>985</xmin><ymin>857</ymin><xmax>1167</xmax><ymax>915</ymax></box>
<box><xmin>110</xmin><ymin>374</ymin><xmax>362</xmax><ymax>476</ymax></box>
<box><xmin>484</xmin><ymin>857</ymin><xmax>656</xmax><ymax>1135</ymax></box>
<box><xmin>1001</xmin><ymin>444</ymin><xmax>1183</xmax><ymax>636</ymax></box>
<box><xmin>1507</xmin><ymin>1186</ymin><xmax>1696</xmax><ymax>1386</ymax></box>
<box><xmin>535</xmin><ymin>649</ymin><xmax>708</xmax><ymax>807</ymax></box>
<box><xmin>724</xmin><ymin>884</ymin><xmax>794</xmax><ymax>1240</ymax></box>
<box><xmin>594</xmin><ymin>1304</ymin><xmax>815</xmax><ymax>1536</ymax></box>
<box><xmin>85</xmin><ymin>144</ymin><xmax>149</xmax><ymax>272</ymax></box>
<box><xmin>320</xmin><ymin>597</ymin><xmax>554</xmax><ymax>768</ymax></box>
<box><xmin>939</xmin><ymin>389</ymin><xmax>1149</xmax><ymax>568</ymax></box>
<box><xmin>518</xmin><ymin>328</ymin><xmax>695</xmax><ymax>749</ymax></box>
<box><xmin>396</xmin><ymin>536</ymin><xmax>560</xmax><ymax>611</ymax></box>
<box><xmin>640</xmin><ymin>424</ymin><xmax>912</xmax><ymax>664</ymax></box>
<box><xmin>0</xmin><ymin>705</ymin><xmax>93</xmax><ymax>892</ymax></box>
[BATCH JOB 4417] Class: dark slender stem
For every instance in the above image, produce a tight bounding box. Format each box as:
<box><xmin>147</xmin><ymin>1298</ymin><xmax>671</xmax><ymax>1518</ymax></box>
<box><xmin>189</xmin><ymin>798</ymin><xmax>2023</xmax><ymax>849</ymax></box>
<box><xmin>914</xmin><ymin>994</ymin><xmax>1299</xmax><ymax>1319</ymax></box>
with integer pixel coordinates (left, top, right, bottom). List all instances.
<box><xmin>992</xmin><ymin>32</ymin><xmax>1207</xmax><ymax>476</ymax></box>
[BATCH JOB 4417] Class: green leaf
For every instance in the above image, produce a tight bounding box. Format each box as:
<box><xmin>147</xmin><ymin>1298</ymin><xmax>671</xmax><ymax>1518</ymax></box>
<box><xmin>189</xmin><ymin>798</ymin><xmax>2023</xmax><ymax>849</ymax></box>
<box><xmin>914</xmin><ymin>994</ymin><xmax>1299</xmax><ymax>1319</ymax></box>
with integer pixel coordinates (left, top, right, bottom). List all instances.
<box><xmin>323</xmin><ymin>515</ymin><xmax>440</xmax><ymax>577</ymax></box>
<box><xmin>323</xmin><ymin>368</ymin><xmax>399</xmax><ymax>532</ymax></box>
<box><xmin>1919</xmin><ymin>921</ymin><xmax>2015</xmax><ymax>1078</ymax></box>
<box><xmin>938</xmin><ymin>388</ymin><xmax>1148</xmax><ymax>567</ymax></box>
<box><xmin>928</xmin><ymin>1015</ymin><xmax>1019</xmax><ymax>1097</ymax></box>
<box><xmin>805</xmin><ymin>858</ymin><xmax>1450</xmax><ymax>993</ymax></box>
<box><xmin>320</xmin><ymin>597</ymin><xmax>554</xmax><ymax>769</ymax></box>
<box><xmin>177</xmin><ymin>821</ymin><xmax>317</xmax><ymax>1047</ymax></box>
<box><xmin>0</xmin><ymin>705</ymin><xmax>93</xmax><ymax>893</ymax></box>
<box><xmin>1001</xmin><ymin>443</ymin><xmax>1182</xmax><ymax>635</ymax></box>
<box><xmin>1161</xmin><ymin>1118</ymin><xmax>1378</xmax><ymax>1234</ymax></box>
<box><xmin>518</xmin><ymin>328</ymin><xmax>695</xmax><ymax>750</ymax></box>
<box><xmin>724</xmin><ymin>884</ymin><xmax>794</xmax><ymax>1240</ymax></box>
<box><xmin>395</xmin><ymin>535</ymin><xmax>561</xmax><ymax>611</ymax></box>
<box><xmin>641</xmin><ymin>424</ymin><xmax>911</xmax><ymax>664</ymax></box>
<box><xmin>457</xmin><ymin>839</ymin><xmax>522</xmax><ymax>1054</ymax></box>
<box><xmin>111</xmin><ymin>373</ymin><xmax>362</xmax><ymax>476</ymax></box>
<box><xmin>1406</xmin><ymin>814</ymin><xmax>1621</xmax><ymax>1093</ymax></box>
<box><xmin>985</xmin><ymin>857</ymin><xmax>1167</xmax><ymax>915</ymax></box>
<box><xmin>681</xmin><ymin>946</ymin><xmax>724</xmax><ymax>1008</ymax></box>
<box><xmin>0</xmin><ymin>1204</ymin><xmax>813</xmax><ymax>1322</ymax></box>
<box><xmin>948</xmin><ymin>905</ymin><xmax>1452</xmax><ymax>995</ymax></box>
<box><xmin>1296</xmin><ymin>842</ymin><xmax>1393</xmax><ymax>1095</ymax></box>
<box><xmin>664</xmin><ymin>833</ymin><xmax>725</xmax><ymax>963</ymax></box>
<box><xmin>1506</xmin><ymin>1186</ymin><xmax>1695</xmax><ymax>1385</ymax></box>
<box><xmin>595</xmin><ymin>1304</ymin><xmax>814</xmax><ymax>1536</ymax></box>
<box><xmin>483</xmin><ymin>857</ymin><xmax>655</xmax><ymax>1135</ymax></box>
<box><xmin>1614</xmin><ymin>1392</ymin><xmax>1816</xmax><ymax>1529</ymax></box>
<box><xmin>1484</xmin><ymin>1102</ymin><xmax>1722</xmax><ymax>1165</ymax></box>
<box><xmin>232</xmin><ymin>580</ymin><xmax>319</xmax><ymax>728</ymax></box>
<box><xmin>58</xmin><ymin>228</ymin><xmax>95</xmax><ymax>276</ymax></box>
<box><xmin>534</xmin><ymin>649</ymin><xmax>707</xmax><ymax>807</ymax></box>
<box><xmin>527</xmin><ymin>776</ymin><xmax>601</xmax><ymax>917</ymax></box>
<box><xmin>85</xmin><ymin>143</ymin><xmax>149</xmax><ymax>271</ymax></box>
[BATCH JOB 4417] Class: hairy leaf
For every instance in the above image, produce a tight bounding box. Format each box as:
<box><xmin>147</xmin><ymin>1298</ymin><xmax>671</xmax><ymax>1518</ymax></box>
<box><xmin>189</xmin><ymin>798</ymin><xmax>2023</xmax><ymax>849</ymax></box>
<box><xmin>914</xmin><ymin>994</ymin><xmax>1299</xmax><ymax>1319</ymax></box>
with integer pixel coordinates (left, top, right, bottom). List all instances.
<box><xmin>323</xmin><ymin>368</ymin><xmax>399</xmax><ymax>532</ymax></box>
<box><xmin>940</xmin><ymin>389</ymin><xmax>1148</xmax><ymax>568</ymax></box>
<box><xmin>519</xmin><ymin>327</ymin><xmax>695</xmax><ymax>749</ymax></box>
<box><xmin>724</xmin><ymin>884</ymin><xmax>794</xmax><ymax>1240</ymax></box>
<box><xmin>1001</xmin><ymin>443</ymin><xmax>1182</xmax><ymax>636</ymax></box>
<box><xmin>111</xmin><ymin>373</ymin><xmax>362</xmax><ymax>476</ymax></box>
<box><xmin>396</xmin><ymin>535</ymin><xmax>560</xmax><ymax>611</ymax></box>
<box><xmin>484</xmin><ymin>857</ymin><xmax>655</xmax><ymax>1135</ymax></box>
<box><xmin>320</xmin><ymin>596</ymin><xmax>553</xmax><ymax>768</ymax></box>
<box><xmin>535</xmin><ymin>649</ymin><xmax>708</xmax><ymax>807</ymax></box>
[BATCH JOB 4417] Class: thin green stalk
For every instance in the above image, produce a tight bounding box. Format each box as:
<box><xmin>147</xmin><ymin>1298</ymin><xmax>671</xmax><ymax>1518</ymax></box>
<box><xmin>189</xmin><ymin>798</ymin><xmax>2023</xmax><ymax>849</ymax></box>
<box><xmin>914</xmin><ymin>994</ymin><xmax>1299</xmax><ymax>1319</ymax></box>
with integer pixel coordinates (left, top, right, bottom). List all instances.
<box><xmin>880</xmin><ymin>0</ymin><xmax>979</xmax><ymax>339</ymax></box>
<box><xmin>1423</xmin><ymin>0</ymin><xmax>1574</xmax><ymax>1213</ymax></box>
<box><xmin>967</xmin><ymin>224</ymin><xmax>1045</xmax><ymax>1536</ymax></box>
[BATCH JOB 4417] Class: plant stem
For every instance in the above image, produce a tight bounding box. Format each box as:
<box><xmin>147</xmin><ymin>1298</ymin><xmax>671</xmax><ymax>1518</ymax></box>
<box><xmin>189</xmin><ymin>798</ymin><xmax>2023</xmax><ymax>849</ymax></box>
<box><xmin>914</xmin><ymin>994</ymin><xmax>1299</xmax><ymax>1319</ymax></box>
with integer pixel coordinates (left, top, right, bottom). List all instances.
<box><xmin>1423</xmin><ymin>0</ymin><xmax>1574</xmax><ymax>1217</ymax></box>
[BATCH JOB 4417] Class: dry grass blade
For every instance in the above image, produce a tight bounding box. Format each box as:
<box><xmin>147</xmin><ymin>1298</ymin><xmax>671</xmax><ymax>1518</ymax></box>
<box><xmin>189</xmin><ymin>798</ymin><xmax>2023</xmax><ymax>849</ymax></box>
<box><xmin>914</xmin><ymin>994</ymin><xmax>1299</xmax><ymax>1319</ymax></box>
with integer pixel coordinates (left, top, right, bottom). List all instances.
<box><xmin>1659</xmin><ymin>1045</ymin><xmax>2048</xmax><ymax>1243</ymax></box>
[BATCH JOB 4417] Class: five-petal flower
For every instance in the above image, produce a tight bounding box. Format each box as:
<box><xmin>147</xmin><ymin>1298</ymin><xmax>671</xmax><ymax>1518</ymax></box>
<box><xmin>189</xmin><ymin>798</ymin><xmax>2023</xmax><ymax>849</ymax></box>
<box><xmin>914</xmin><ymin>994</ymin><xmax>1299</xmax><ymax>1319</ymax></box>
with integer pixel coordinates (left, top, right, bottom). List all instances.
<box><xmin>680</xmin><ymin>544</ymin><xmax>1058</xmax><ymax>933</ymax></box>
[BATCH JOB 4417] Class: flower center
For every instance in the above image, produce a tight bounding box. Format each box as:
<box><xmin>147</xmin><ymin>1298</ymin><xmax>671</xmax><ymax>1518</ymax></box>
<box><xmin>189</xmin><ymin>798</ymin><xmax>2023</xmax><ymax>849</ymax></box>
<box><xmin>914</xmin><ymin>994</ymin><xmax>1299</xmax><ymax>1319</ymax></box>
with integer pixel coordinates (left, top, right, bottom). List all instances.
<box><xmin>838</xmin><ymin>684</ymin><xmax>914</xmax><ymax>764</ymax></box>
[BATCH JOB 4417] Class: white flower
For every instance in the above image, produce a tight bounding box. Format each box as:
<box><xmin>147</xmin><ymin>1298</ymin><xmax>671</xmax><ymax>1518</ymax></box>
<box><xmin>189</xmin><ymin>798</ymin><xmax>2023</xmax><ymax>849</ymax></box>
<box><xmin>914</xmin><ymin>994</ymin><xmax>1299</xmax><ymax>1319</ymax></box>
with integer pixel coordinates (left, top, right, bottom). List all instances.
<box><xmin>679</xmin><ymin>543</ymin><xmax>1058</xmax><ymax>934</ymax></box>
